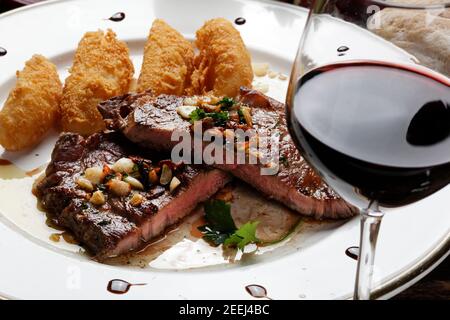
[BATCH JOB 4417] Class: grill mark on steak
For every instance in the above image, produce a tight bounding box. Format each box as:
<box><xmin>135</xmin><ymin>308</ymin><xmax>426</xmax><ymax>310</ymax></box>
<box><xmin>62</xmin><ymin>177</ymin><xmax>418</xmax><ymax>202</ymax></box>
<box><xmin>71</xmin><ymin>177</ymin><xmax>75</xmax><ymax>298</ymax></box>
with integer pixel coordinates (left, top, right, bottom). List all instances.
<box><xmin>98</xmin><ymin>89</ymin><xmax>357</xmax><ymax>219</ymax></box>
<box><xmin>35</xmin><ymin>132</ymin><xmax>231</xmax><ymax>259</ymax></box>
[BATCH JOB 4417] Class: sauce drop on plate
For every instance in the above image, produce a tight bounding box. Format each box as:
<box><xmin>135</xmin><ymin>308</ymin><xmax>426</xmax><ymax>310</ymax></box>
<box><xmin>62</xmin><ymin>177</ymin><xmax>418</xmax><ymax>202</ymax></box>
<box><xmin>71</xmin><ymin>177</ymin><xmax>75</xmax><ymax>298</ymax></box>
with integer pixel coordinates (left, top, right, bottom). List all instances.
<box><xmin>0</xmin><ymin>47</ymin><xmax>7</xmax><ymax>57</ymax></box>
<box><xmin>337</xmin><ymin>46</ymin><xmax>349</xmax><ymax>52</ymax></box>
<box><xmin>108</xmin><ymin>12</ymin><xmax>125</xmax><ymax>22</ymax></box>
<box><xmin>345</xmin><ymin>246</ymin><xmax>359</xmax><ymax>260</ymax></box>
<box><xmin>107</xmin><ymin>279</ymin><xmax>146</xmax><ymax>294</ymax></box>
<box><xmin>245</xmin><ymin>284</ymin><xmax>269</xmax><ymax>298</ymax></box>
<box><xmin>234</xmin><ymin>17</ymin><xmax>246</xmax><ymax>25</ymax></box>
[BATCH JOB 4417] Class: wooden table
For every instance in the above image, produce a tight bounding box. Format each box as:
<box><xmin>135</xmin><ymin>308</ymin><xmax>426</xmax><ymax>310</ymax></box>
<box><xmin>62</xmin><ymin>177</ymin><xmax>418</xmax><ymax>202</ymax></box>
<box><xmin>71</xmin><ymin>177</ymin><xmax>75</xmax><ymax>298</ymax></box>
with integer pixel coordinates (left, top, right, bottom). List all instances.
<box><xmin>0</xmin><ymin>0</ymin><xmax>448</xmax><ymax>300</ymax></box>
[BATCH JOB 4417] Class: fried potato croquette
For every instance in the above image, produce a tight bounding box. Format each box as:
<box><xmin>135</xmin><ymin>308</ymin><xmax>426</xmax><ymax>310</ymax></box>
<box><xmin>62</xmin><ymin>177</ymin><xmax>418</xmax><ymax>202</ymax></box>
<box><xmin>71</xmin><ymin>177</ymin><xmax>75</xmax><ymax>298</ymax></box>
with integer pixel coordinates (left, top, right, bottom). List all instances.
<box><xmin>0</xmin><ymin>55</ymin><xmax>62</xmax><ymax>151</ymax></box>
<box><xmin>137</xmin><ymin>19</ymin><xmax>195</xmax><ymax>95</ymax></box>
<box><xmin>189</xmin><ymin>18</ymin><xmax>253</xmax><ymax>97</ymax></box>
<box><xmin>61</xmin><ymin>29</ymin><xmax>134</xmax><ymax>136</ymax></box>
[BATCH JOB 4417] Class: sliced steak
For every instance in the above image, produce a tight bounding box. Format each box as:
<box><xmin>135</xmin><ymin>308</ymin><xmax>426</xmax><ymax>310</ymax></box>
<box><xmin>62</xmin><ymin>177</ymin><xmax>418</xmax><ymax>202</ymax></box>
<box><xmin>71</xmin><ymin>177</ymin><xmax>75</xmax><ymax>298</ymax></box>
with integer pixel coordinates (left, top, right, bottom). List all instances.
<box><xmin>99</xmin><ymin>89</ymin><xmax>357</xmax><ymax>219</ymax></box>
<box><xmin>35</xmin><ymin>132</ymin><xmax>231</xmax><ymax>259</ymax></box>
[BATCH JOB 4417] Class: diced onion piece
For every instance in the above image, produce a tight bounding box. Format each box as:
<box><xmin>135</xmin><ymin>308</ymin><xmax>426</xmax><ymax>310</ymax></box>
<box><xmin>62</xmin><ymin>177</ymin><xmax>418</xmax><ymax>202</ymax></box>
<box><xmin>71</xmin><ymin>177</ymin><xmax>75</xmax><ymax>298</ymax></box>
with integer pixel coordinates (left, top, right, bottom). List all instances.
<box><xmin>252</xmin><ymin>63</ymin><xmax>269</xmax><ymax>77</ymax></box>
<box><xmin>84</xmin><ymin>166</ymin><xmax>104</xmax><ymax>185</ymax></box>
<box><xmin>148</xmin><ymin>169</ymin><xmax>159</xmax><ymax>185</ymax></box>
<box><xmin>124</xmin><ymin>175</ymin><xmax>144</xmax><ymax>190</ymax></box>
<box><xmin>159</xmin><ymin>164</ymin><xmax>172</xmax><ymax>186</ymax></box>
<box><xmin>176</xmin><ymin>105</ymin><xmax>197</xmax><ymax>119</ymax></box>
<box><xmin>112</xmin><ymin>158</ymin><xmax>135</xmax><ymax>173</ymax></box>
<box><xmin>130</xmin><ymin>193</ymin><xmax>144</xmax><ymax>207</ymax></box>
<box><xmin>76</xmin><ymin>177</ymin><xmax>94</xmax><ymax>191</ymax></box>
<box><xmin>278</xmin><ymin>73</ymin><xmax>288</xmax><ymax>80</ymax></box>
<box><xmin>90</xmin><ymin>190</ymin><xmax>106</xmax><ymax>206</ymax></box>
<box><xmin>169</xmin><ymin>176</ymin><xmax>181</xmax><ymax>193</ymax></box>
<box><xmin>241</xmin><ymin>107</ymin><xmax>253</xmax><ymax>127</ymax></box>
<box><xmin>109</xmin><ymin>179</ymin><xmax>131</xmax><ymax>196</ymax></box>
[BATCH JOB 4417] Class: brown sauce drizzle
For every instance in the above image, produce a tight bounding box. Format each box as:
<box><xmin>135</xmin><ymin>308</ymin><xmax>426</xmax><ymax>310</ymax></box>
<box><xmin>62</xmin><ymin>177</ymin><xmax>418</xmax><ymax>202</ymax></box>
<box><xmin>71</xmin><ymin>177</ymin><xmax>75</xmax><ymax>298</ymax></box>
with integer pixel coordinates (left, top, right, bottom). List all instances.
<box><xmin>345</xmin><ymin>246</ymin><xmax>359</xmax><ymax>260</ymax></box>
<box><xmin>108</xmin><ymin>12</ymin><xmax>125</xmax><ymax>22</ymax></box>
<box><xmin>107</xmin><ymin>279</ymin><xmax>146</xmax><ymax>294</ymax></box>
<box><xmin>245</xmin><ymin>284</ymin><xmax>272</xmax><ymax>299</ymax></box>
<box><xmin>190</xmin><ymin>216</ymin><xmax>206</xmax><ymax>238</ymax></box>
<box><xmin>234</xmin><ymin>17</ymin><xmax>246</xmax><ymax>25</ymax></box>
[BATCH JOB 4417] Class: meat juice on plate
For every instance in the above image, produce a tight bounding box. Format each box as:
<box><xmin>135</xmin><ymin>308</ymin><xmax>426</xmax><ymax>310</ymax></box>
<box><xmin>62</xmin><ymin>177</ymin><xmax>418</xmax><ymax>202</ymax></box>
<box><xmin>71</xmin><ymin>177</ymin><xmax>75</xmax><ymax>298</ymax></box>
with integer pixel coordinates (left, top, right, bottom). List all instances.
<box><xmin>287</xmin><ymin>61</ymin><xmax>450</xmax><ymax>209</ymax></box>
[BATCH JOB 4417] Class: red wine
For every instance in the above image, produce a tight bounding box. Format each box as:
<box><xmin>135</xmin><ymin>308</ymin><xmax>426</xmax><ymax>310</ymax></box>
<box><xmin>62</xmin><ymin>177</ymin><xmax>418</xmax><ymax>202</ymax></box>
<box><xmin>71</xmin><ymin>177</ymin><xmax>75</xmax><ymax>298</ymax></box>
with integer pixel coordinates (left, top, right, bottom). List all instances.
<box><xmin>287</xmin><ymin>62</ymin><xmax>450</xmax><ymax>208</ymax></box>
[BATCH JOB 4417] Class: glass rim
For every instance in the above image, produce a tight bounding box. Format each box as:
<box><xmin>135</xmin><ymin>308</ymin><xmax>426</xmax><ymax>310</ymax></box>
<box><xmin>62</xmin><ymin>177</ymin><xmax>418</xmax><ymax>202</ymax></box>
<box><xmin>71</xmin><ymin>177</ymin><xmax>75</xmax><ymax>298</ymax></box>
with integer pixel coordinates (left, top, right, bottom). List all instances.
<box><xmin>371</xmin><ymin>0</ymin><xmax>450</xmax><ymax>10</ymax></box>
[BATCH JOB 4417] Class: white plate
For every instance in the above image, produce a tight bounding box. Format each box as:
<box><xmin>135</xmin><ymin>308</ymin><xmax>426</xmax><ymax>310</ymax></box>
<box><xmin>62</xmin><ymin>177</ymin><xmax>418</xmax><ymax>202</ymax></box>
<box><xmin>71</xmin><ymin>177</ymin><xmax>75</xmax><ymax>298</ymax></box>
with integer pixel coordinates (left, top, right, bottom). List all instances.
<box><xmin>0</xmin><ymin>0</ymin><xmax>449</xmax><ymax>300</ymax></box>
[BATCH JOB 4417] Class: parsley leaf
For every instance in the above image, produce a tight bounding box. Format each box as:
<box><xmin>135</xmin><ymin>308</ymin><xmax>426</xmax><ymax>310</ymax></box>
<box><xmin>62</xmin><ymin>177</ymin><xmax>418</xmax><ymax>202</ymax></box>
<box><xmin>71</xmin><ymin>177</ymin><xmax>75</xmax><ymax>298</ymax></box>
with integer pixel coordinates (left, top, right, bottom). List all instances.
<box><xmin>216</xmin><ymin>97</ymin><xmax>235</xmax><ymax>110</ymax></box>
<box><xmin>203</xmin><ymin>200</ymin><xmax>236</xmax><ymax>232</ymax></box>
<box><xmin>224</xmin><ymin>221</ymin><xmax>260</xmax><ymax>249</ymax></box>
<box><xmin>209</xmin><ymin>111</ymin><xmax>229</xmax><ymax>127</ymax></box>
<box><xmin>198</xmin><ymin>200</ymin><xmax>260</xmax><ymax>250</ymax></box>
<box><xmin>189</xmin><ymin>108</ymin><xmax>229</xmax><ymax>126</ymax></box>
<box><xmin>197</xmin><ymin>225</ymin><xmax>230</xmax><ymax>246</ymax></box>
<box><xmin>190</xmin><ymin>108</ymin><xmax>206</xmax><ymax>122</ymax></box>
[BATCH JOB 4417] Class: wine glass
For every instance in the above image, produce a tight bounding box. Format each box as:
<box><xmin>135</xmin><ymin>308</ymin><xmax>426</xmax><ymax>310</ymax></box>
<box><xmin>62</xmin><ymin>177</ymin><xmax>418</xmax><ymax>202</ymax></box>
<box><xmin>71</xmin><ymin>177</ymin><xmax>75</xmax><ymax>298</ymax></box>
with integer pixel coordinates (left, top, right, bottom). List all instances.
<box><xmin>286</xmin><ymin>0</ymin><xmax>450</xmax><ymax>300</ymax></box>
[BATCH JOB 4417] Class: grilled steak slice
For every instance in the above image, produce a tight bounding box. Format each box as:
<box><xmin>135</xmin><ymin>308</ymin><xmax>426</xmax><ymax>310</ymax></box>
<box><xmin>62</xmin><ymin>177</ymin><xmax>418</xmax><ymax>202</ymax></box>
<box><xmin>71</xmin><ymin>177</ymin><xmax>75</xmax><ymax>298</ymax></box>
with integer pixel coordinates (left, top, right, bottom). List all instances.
<box><xmin>35</xmin><ymin>132</ymin><xmax>231</xmax><ymax>259</ymax></box>
<box><xmin>99</xmin><ymin>89</ymin><xmax>356</xmax><ymax>219</ymax></box>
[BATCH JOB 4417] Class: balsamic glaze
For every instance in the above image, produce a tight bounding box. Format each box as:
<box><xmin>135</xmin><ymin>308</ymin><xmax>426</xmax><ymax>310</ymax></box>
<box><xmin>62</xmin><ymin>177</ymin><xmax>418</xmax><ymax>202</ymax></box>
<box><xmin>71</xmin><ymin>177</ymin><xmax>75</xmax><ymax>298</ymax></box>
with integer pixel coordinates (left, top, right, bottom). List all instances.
<box><xmin>234</xmin><ymin>17</ymin><xmax>246</xmax><ymax>25</ymax></box>
<box><xmin>245</xmin><ymin>284</ymin><xmax>269</xmax><ymax>299</ymax></box>
<box><xmin>108</xmin><ymin>12</ymin><xmax>125</xmax><ymax>22</ymax></box>
<box><xmin>0</xmin><ymin>47</ymin><xmax>6</xmax><ymax>57</ymax></box>
<box><xmin>338</xmin><ymin>53</ymin><xmax>345</xmax><ymax>57</ymax></box>
<box><xmin>345</xmin><ymin>246</ymin><xmax>359</xmax><ymax>260</ymax></box>
<box><xmin>337</xmin><ymin>46</ymin><xmax>349</xmax><ymax>52</ymax></box>
<box><xmin>107</xmin><ymin>279</ymin><xmax>146</xmax><ymax>294</ymax></box>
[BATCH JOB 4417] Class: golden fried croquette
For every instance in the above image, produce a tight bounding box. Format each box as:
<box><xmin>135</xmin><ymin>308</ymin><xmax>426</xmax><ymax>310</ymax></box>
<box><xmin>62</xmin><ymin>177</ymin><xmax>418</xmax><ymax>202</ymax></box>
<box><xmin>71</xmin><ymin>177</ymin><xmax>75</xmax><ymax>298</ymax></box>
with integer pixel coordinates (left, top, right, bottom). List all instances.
<box><xmin>137</xmin><ymin>19</ymin><xmax>195</xmax><ymax>95</ymax></box>
<box><xmin>0</xmin><ymin>54</ymin><xmax>62</xmax><ymax>151</ymax></box>
<box><xmin>61</xmin><ymin>29</ymin><xmax>134</xmax><ymax>136</ymax></box>
<box><xmin>189</xmin><ymin>18</ymin><xmax>253</xmax><ymax>97</ymax></box>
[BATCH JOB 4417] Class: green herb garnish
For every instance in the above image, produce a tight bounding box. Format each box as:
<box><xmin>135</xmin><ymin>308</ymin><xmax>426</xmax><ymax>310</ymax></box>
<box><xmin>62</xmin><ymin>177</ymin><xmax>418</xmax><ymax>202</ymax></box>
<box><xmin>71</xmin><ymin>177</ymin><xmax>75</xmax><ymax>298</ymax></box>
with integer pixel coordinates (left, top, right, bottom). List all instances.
<box><xmin>215</xmin><ymin>97</ymin><xmax>235</xmax><ymax>110</ymax></box>
<box><xmin>224</xmin><ymin>221</ymin><xmax>260</xmax><ymax>249</ymax></box>
<box><xmin>190</xmin><ymin>108</ymin><xmax>206</xmax><ymax>122</ymax></box>
<box><xmin>189</xmin><ymin>108</ymin><xmax>229</xmax><ymax>127</ymax></box>
<box><xmin>237</xmin><ymin>108</ymin><xmax>246</xmax><ymax>124</ymax></box>
<box><xmin>198</xmin><ymin>199</ymin><xmax>260</xmax><ymax>250</ymax></box>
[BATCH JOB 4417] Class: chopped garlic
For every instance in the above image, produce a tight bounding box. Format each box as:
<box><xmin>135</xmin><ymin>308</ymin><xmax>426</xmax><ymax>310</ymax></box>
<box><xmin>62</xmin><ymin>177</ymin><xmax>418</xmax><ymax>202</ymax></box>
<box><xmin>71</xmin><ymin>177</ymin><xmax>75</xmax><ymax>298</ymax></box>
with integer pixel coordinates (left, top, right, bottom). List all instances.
<box><xmin>241</xmin><ymin>106</ymin><xmax>253</xmax><ymax>126</ymax></box>
<box><xmin>176</xmin><ymin>105</ymin><xmax>197</xmax><ymax>119</ymax></box>
<box><xmin>84</xmin><ymin>166</ymin><xmax>104</xmax><ymax>185</ymax></box>
<box><xmin>148</xmin><ymin>169</ymin><xmax>159</xmax><ymax>185</ymax></box>
<box><xmin>183</xmin><ymin>97</ymin><xmax>198</xmax><ymax>106</ymax></box>
<box><xmin>76</xmin><ymin>177</ymin><xmax>94</xmax><ymax>191</ymax></box>
<box><xmin>130</xmin><ymin>193</ymin><xmax>144</xmax><ymax>206</ymax></box>
<box><xmin>252</xmin><ymin>63</ymin><xmax>269</xmax><ymax>77</ymax></box>
<box><xmin>112</xmin><ymin>158</ymin><xmax>135</xmax><ymax>174</ymax></box>
<box><xmin>124</xmin><ymin>175</ymin><xmax>144</xmax><ymax>190</ymax></box>
<box><xmin>160</xmin><ymin>164</ymin><xmax>172</xmax><ymax>186</ymax></box>
<box><xmin>169</xmin><ymin>176</ymin><xmax>181</xmax><ymax>193</ymax></box>
<box><xmin>90</xmin><ymin>190</ymin><xmax>106</xmax><ymax>205</ymax></box>
<box><xmin>109</xmin><ymin>179</ymin><xmax>131</xmax><ymax>197</ymax></box>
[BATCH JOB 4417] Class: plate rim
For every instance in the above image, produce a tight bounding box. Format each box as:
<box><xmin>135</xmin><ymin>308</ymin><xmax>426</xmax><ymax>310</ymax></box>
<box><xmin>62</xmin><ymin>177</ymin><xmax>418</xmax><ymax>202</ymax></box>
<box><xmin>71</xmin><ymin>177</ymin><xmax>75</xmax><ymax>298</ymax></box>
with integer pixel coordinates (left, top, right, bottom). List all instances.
<box><xmin>0</xmin><ymin>0</ymin><xmax>448</xmax><ymax>300</ymax></box>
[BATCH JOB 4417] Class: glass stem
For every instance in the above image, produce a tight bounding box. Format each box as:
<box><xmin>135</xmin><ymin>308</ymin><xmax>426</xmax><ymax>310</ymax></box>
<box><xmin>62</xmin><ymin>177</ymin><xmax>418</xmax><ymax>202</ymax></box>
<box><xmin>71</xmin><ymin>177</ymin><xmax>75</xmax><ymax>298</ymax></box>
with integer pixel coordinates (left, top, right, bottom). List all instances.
<box><xmin>353</xmin><ymin>202</ymin><xmax>384</xmax><ymax>300</ymax></box>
